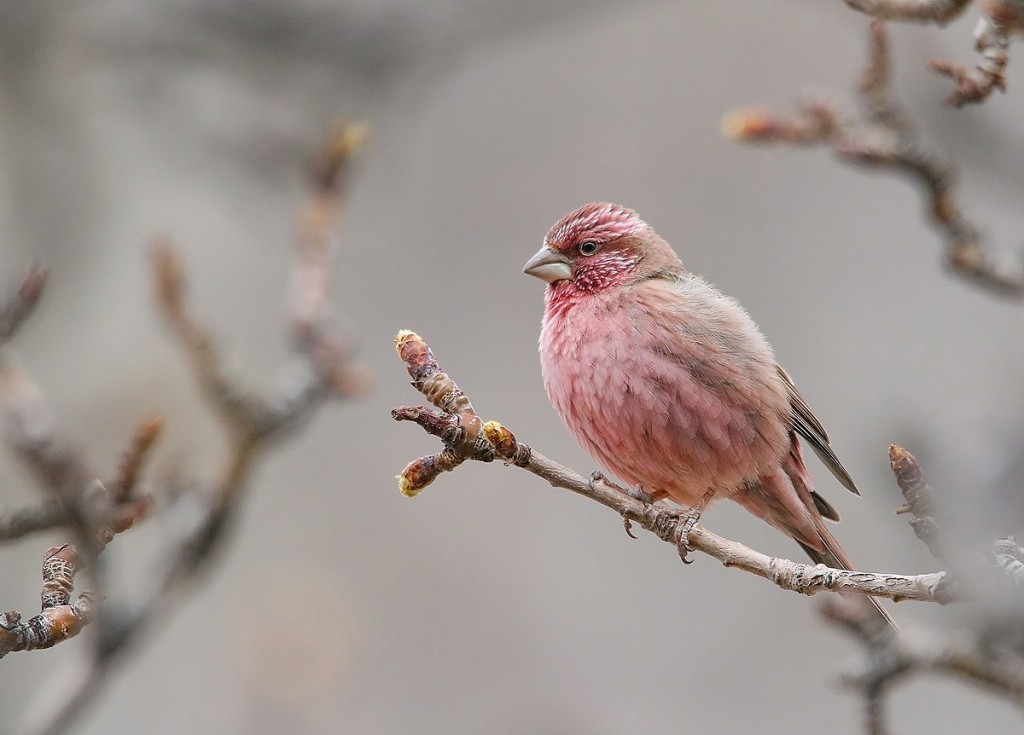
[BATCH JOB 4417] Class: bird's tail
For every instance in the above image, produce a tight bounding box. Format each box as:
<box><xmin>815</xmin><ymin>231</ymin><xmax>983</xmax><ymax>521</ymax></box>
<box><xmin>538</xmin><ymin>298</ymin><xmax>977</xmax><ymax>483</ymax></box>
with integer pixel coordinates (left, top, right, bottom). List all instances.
<box><xmin>794</xmin><ymin>519</ymin><xmax>898</xmax><ymax>631</ymax></box>
<box><xmin>734</xmin><ymin>441</ymin><xmax>897</xmax><ymax>631</ymax></box>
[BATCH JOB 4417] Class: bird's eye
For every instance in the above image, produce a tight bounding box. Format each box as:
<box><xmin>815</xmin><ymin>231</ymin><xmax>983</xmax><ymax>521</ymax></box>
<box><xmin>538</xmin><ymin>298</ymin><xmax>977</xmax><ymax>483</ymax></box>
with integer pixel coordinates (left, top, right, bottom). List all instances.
<box><xmin>579</xmin><ymin>240</ymin><xmax>599</xmax><ymax>256</ymax></box>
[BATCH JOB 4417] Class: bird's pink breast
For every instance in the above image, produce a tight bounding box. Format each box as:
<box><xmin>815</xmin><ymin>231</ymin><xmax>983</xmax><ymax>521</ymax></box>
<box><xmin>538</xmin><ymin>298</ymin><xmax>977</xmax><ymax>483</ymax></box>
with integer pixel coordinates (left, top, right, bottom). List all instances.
<box><xmin>539</xmin><ymin>277</ymin><xmax>791</xmax><ymax>506</ymax></box>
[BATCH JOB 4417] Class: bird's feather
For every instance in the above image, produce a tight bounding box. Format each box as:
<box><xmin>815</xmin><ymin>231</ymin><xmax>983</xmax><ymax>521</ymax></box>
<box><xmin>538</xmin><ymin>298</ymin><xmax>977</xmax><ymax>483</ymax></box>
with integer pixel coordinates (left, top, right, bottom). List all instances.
<box><xmin>776</xmin><ymin>365</ymin><xmax>860</xmax><ymax>496</ymax></box>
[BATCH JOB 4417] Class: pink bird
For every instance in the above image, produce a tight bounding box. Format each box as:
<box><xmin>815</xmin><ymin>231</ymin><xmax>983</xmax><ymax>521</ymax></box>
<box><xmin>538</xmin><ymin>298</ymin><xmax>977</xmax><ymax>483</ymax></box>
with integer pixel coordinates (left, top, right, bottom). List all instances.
<box><xmin>524</xmin><ymin>201</ymin><xmax>892</xmax><ymax>626</ymax></box>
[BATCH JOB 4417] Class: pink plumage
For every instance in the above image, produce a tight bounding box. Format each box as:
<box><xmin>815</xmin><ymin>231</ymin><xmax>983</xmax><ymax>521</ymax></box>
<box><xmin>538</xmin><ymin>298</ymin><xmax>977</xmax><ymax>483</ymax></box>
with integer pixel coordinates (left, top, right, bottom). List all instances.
<box><xmin>524</xmin><ymin>202</ymin><xmax>892</xmax><ymax>625</ymax></box>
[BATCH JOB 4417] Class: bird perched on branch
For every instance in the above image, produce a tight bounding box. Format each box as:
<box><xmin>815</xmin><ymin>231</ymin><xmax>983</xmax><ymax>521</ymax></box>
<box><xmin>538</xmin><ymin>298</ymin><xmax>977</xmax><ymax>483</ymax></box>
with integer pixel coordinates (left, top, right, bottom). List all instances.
<box><xmin>524</xmin><ymin>201</ymin><xmax>893</xmax><ymax>627</ymax></box>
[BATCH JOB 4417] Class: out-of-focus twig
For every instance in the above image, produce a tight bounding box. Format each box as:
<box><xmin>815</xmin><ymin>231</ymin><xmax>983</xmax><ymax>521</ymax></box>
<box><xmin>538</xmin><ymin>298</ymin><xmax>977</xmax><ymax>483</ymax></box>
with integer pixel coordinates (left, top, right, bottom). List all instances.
<box><xmin>725</xmin><ymin>20</ymin><xmax>1024</xmax><ymax>296</ymax></box>
<box><xmin>8</xmin><ymin>122</ymin><xmax>368</xmax><ymax>735</ymax></box>
<box><xmin>842</xmin><ymin>0</ymin><xmax>972</xmax><ymax>23</ymax></box>
<box><xmin>0</xmin><ymin>331</ymin><xmax>157</xmax><ymax>657</ymax></box>
<box><xmin>890</xmin><ymin>444</ymin><xmax>946</xmax><ymax>564</ymax></box>
<box><xmin>113</xmin><ymin>417</ymin><xmax>163</xmax><ymax>503</ymax></box>
<box><xmin>930</xmin><ymin>2</ymin><xmax>1024</xmax><ymax>106</ymax></box>
<box><xmin>391</xmin><ymin>331</ymin><xmax>952</xmax><ymax>604</ymax></box>
<box><xmin>840</xmin><ymin>0</ymin><xmax>1022</xmax><ymax>106</ymax></box>
<box><xmin>891</xmin><ymin>444</ymin><xmax>1024</xmax><ymax>593</ymax></box>
<box><xmin>824</xmin><ymin>597</ymin><xmax>1024</xmax><ymax>735</ymax></box>
<box><xmin>0</xmin><ymin>265</ymin><xmax>48</xmax><ymax>346</ymax></box>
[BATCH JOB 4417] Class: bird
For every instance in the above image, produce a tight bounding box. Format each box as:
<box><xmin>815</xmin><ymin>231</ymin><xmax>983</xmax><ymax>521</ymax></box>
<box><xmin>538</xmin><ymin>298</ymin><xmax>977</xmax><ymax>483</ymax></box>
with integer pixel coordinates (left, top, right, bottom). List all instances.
<box><xmin>523</xmin><ymin>201</ymin><xmax>893</xmax><ymax>627</ymax></box>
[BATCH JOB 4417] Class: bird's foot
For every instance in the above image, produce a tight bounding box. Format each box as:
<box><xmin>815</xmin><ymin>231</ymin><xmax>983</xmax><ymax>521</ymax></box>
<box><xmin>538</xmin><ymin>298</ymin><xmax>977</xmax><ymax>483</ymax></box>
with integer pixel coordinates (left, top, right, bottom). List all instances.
<box><xmin>588</xmin><ymin>471</ymin><xmax>632</xmax><ymax>494</ymax></box>
<box><xmin>626</xmin><ymin>484</ymin><xmax>654</xmax><ymax>505</ymax></box>
<box><xmin>649</xmin><ymin>510</ymin><xmax>694</xmax><ymax>564</ymax></box>
<box><xmin>589</xmin><ymin>472</ymin><xmax>653</xmax><ymax>540</ymax></box>
<box><xmin>676</xmin><ymin>505</ymin><xmax>703</xmax><ymax>559</ymax></box>
<box><xmin>622</xmin><ymin>485</ymin><xmax>655</xmax><ymax>539</ymax></box>
<box><xmin>658</xmin><ymin>490</ymin><xmax>715</xmax><ymax>565</ymax></box>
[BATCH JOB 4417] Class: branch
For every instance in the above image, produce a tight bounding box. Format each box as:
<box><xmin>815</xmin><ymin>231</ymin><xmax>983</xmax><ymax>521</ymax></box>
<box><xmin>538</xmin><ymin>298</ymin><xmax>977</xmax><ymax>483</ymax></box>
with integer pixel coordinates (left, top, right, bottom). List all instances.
<box><xmin>724</xmin><ymin>20</ymin><xmax>1024</xmax><ymax>296</ymax></box>
<box><xmin>0</xmin><ymin>265</ymin><xmax>48</xmax><ymax>346</ymax></box>
<box><xmin>391</xmin><ymin>331</ymin><xmax>953</xmax><ymax>604</ymax></box>
<box><xmin>823</xmin><ymin>597</ymin><xmax>1024</xmax><ymax>734</ymax></box>
<box><xmin>930</xmin><ymin>2</ymin><xmax>1024</xmax><ymax>106</ymax></box>
<box><xmin>840</xmin><ymin>0</ymin><xmax>1022</xmax><ymax>105</ymax></box>
<box><xmin>151</xmin><ymin>121</ymin><xmax>369</xmax><ymax>446</ymax></box>
<box><xmin>0</xmin><ymin>545</ymin><xmax>94</xmax><ymax>657</ymax></box>
<box><xmin>890</xmin><ymin>443</ymin><xmax>947</xmax><ymax>563</ymax></box>
<box><xmin>842</xmin><ymin>0</ymin><xmax>972</xmax><ymax>23</ymax></box>
<box><xmin>0</xmin><ymin>354</ymin><xmax>153</xmax><ymax>542</ymax></box>
<box><xmin>0</xmin><ymin>500</ymin><xmax>69</xmax><ymax>543</ymax></box>
<box><xmin>891</xmin><ymin>443</ymin><xmax>1024</xmax><ymax>597</ymax></box>
<box><xmin>8</xmin><ymin>122</ymin><xmax>368</xmax><ymax>735</ymax></box>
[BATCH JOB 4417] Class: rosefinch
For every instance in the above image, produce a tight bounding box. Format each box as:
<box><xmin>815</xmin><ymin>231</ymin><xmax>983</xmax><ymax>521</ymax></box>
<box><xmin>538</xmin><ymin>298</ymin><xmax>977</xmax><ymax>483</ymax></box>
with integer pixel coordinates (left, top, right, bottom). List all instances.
<box><xmin>525</xmin><ymin>201</ymin><xmax>892</xmax><ymax>626</ymax></box>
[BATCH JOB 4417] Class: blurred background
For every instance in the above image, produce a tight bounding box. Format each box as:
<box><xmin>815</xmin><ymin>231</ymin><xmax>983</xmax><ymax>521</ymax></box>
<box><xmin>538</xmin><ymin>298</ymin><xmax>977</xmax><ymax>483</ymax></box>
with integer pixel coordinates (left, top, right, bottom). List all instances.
<box><xmin>2</xmin><ymin>1</ymin><xmax>1024</xmax><ymax>732</ymax></box>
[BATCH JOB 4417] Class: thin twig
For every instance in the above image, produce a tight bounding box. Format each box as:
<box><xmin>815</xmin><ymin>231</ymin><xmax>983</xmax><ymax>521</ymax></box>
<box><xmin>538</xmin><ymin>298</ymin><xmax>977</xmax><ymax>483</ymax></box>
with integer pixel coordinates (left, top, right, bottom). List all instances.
<box><xmin>0</xmin><ymin>545</ymin><xmax>94</xmax><ymax>658</ymax></box>
<box><xmin>0</xmin><ymin>265</ymin><xmax>48</xmax><ymax>345</ymax></box>
<box><xmin>840</xmin><ymin>0</ymin><xmax>1022</xmax><ymax>105</ymax></box>
<box><xmin>930</xmin><ymin>2</ymin><xmax>1024</xmax><ymax>106</ymax></box>
<box><xmin>823</xmin><ymin>597</ymin><xmax>1024</xmax><ymax>734</ymax></box>
<box><xmin>724</xmin><ymin>20</ymin><xmax>1024</xmax><ymax>296</ymax></box>
<box><xmin>842</xmin><ymin>0</ymin><xmax>972</xmax><ymax>23</ymax></box>
<box><xmin>0</xmin><ymin>500</ymin><xmax>68</xmax><ymax>543</ymax></box>
<box><xmin>11</xmin><ymin>122</ymin><xmax>368</xmax><ymax>735</ymax></box>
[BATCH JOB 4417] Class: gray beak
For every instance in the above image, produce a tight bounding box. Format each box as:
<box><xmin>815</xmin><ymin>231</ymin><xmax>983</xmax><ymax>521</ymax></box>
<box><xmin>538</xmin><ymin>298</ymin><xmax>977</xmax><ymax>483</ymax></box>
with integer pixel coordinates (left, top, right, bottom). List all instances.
<box><xmin>523</xmin><ymin>246</ymin><xmax>572</xmax><ymax>283</ymax></box>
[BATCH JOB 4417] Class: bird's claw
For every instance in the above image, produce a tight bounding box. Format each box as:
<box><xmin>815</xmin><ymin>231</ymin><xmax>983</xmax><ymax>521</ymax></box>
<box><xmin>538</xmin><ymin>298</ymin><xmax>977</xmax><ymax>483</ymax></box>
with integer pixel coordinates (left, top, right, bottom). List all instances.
<box><xmin>650</xmin><ymin>505</ymin><xmax>702</xmax><ymax>565</ymax></box>
<box><xmin>626</xmin><ymin>484</ymin><xmax>654</xmax><ymax>505</ymax></box>
<box><xmin>589</xmin><ymin>472</ymin><xmax>650</xmax><ymax>540</ymax></box>
<box><xmin>622</xmin><ymin>484</ymin><xmax>655</xmax><ymax>539</ymax></box>
<box><xmin>676</xmin><ymin>506</ymin><xmax>702</xmax><ymax>562</ymax></box>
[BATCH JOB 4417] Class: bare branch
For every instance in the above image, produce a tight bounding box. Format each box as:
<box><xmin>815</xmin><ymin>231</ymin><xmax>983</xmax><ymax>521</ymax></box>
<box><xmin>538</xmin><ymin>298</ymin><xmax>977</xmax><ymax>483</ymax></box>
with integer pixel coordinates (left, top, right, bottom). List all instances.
<box><xmin>0</xmin><ymin>500</ymin><xmax>68</xmax><ymax>543</ymax></box>
<box><xmin>6</xmin><ymin>122</ymin><xmax>368</xmax><ymax>735</ymax></box>
<box><xmin>890</xmin><ymin>444</ymin><xmax>946</xmax><ymax>563</ymax></box>
<box><xmin>113</xmin><ymin>417</ymin><xmax>163</xmax><ymax>503</ymax></box>
<box><xmin>0</xmin><ymin>418</ymin><xmax>156</xmax><ymax>545</ymax></box>
<box><xmin>0</xmin><ymin>265</ymin><xmax>48</xmax><ymax>345</ymax></box>
<box><xmin>0</xmin><ymin>350</ymin><xmax>104</xmax><ymax>559</ymax></box>
<box><xmin>0</xmin><ymin>545</ymin><xmax>94</xmax><ymax>658</ymax></box>
<box><xmin>824</xmin><ymin>597</ymin><xmax>1024</xmax><ymax>734</ymax></box>
<box><xmin>724</xmin><ymin>20</ymin><xmax>1024</xmax><ymax>296</ymax></box>
<box><xmin>842</xmin><ymin>0</ymin><xmax>972</xmax><ymax>23</ymax></box>
<box><xmin>931</xmin><ymin>12</ymin><xmax>1012</xmax><ymax>105</ymax></box>
<box><xmin>153</xmin><ymin>125</ymin><xmax>368</xmax><ymax>447</ymax></box>
<box><xmin>392</xmin><ymin>331</ymin><xmax>953</xmax><ymax>604</ymax></box>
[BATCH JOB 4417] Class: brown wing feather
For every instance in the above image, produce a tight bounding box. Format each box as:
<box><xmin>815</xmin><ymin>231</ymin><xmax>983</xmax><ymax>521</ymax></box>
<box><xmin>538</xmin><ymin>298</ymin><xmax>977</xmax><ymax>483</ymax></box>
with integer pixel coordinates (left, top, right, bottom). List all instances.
<box><xmin>776</xmin><ymin>365</ymin><xmax>859</xmax><ymax>496</ymax></box>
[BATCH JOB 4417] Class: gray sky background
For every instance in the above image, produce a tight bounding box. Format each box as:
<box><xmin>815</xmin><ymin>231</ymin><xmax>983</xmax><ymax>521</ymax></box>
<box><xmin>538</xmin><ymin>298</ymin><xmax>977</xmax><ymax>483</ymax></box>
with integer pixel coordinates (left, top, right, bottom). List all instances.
<box><xmin>2</xmin><ymin>1</ymin><xmax>1023</xmax><ymax>733</ymax></box>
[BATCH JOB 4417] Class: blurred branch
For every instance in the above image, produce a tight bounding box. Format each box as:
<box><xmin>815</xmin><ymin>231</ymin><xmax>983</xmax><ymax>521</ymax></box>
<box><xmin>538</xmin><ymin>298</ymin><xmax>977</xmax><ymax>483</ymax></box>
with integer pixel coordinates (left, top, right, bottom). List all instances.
<box><xmin>0</xmin><ymin>265</ymin><xmax>48</xmax><ymax>346</ymax></box>
<box><xmin>4</xmin><ymin>122</ymin><xmax>367</xmax><ymax>735</ymax></box>
<box><xmin>840</xmin><ymin>0</ymin><xmax>1024</xmax><ymax>106</ymax></box>
<box><xmin>725</xmin><ymin>20</ymin><xmax>1024</xmax><ymax>296</ymax></box>
<box><xmin>842</xmin><ymin>0</ymin><xmax>972</xmax><ymax>23</ymax></box>
<box><xmin>0</xmin><ymin>499</ymin><xmax>67</xmax><ymax>542</ymax></box>
<box><xmin>391</xmin><ymin>331</ymin><xmax>953</xmax><ymax>604</ymax></box>
<box><xmin>890</xmin><ymin>443</ymin><xmax>949</xmax><ymax>564</ymax></box>
<box><xmin>930</xmin><ymin>8</ymin><xmax>1013</xmax><ymax>106</ymax></box>
<box><xmin>891</xmin><ymin>444</ymin><xmax>1024</xmax><ymax>594</ymax></box>
<box><xmin>824</xmin><ymin>597</ymin><xmax>1024</xmax><ymax>735</ymax></box>
<box><xmin>0</xmin><ymin>356</ymin><xmax>152</xmax><ymax>556</ymax></box>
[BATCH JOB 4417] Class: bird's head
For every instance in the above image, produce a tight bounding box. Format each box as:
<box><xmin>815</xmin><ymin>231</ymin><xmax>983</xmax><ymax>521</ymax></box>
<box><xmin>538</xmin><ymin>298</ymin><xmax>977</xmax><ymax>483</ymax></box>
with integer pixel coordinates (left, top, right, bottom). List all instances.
<box><xmin>523</xmin><ymin>202</ymin><xmax>682</xmax><ymax>293</ymax></box>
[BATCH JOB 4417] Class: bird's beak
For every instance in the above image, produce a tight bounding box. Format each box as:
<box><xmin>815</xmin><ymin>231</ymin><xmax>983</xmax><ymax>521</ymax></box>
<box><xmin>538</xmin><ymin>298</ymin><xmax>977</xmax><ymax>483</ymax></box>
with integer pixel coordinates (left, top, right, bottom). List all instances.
<box><xmin>523</xmin><ymin>246</ymin><xmax>572</xmax><ymax>283</ymax></box>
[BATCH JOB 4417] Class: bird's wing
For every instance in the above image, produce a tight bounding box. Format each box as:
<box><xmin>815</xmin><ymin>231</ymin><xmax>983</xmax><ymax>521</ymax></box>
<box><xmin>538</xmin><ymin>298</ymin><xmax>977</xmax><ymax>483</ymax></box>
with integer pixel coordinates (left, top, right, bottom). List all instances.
<box><xmin>776</xmin><ymin>365</ymin><xmax>859</xmax><ymax>496</ymax></box>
